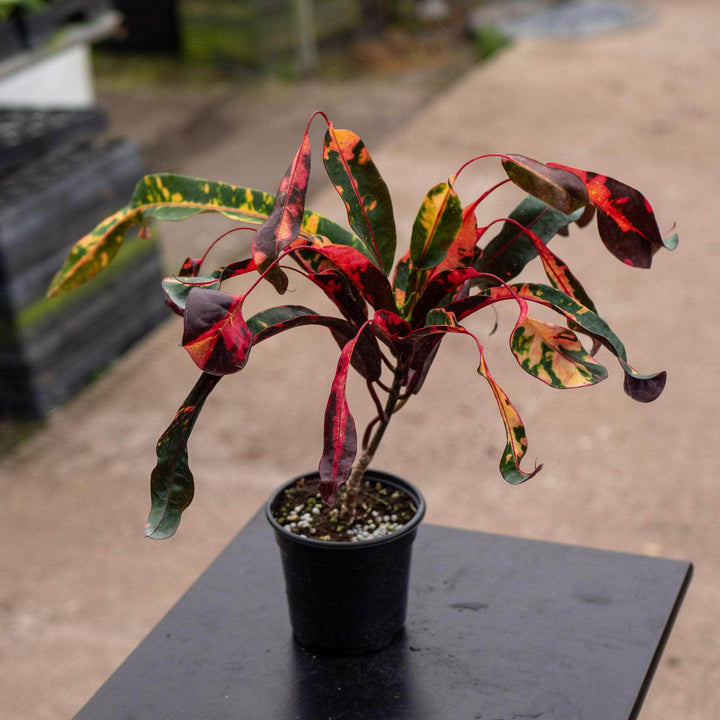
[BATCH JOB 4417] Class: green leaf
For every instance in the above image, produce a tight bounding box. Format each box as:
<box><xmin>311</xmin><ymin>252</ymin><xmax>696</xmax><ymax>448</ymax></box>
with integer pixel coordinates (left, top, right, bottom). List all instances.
<box><xmin>323</xmin><ymin>125</ymin><xmax>397</xmax><ymax>273</ymax></box>
<box><xmin>476</xmin><ymin>196</ymin><xmax>581</xmax><ymax>286</ymax></box>
<box><xmin>162</xmin><ymin>272</ymin><xmax>223</xmax><ymax>314</ymax></box>
<box><xmin>145</xmin><ymin>373</ymin><xmax>222</xmax><ymax>539</ymax></box>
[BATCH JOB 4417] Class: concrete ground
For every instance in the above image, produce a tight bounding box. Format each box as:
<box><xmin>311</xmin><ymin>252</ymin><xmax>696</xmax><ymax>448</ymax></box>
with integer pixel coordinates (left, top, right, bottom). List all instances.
<box><xmin>1</xmin><ymin>0</ymin><xmax>718</xmax><ymax>717</ymax></box>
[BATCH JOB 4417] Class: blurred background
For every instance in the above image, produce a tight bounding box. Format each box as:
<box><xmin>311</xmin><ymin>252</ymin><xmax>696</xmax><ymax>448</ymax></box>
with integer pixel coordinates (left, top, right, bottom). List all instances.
<box><xmin>0</xmin><ymin>1</ymin><xmax>717</xmax><ymax>718</ymax></box>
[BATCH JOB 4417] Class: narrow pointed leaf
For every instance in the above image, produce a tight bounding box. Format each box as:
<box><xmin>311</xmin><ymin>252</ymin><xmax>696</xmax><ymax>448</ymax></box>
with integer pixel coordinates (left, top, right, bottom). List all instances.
<box><xmin>48</xmin><ymin>173</ymin><xmax>359</xmax><ymax>298</ymax></box>
<box><xmin>318</xmin><ymin>333</ymin><xmax>363</xmax><ymax>504</ymax></box>
<box><xmin>252</xmin><ymin>129</ymin><xmax>312</xmax><ymax>291</ymax></box>
<box><xmin>410</xmin><ymin>181</ymin><xmax>463</xmax><ymax>270</ymax></box>
<box><xmin>511</xmin><ymin>317</ymin><xmax>607</xmax><ymax>388</ymax></box>
<box><xmin>182</xmin><ymin>289</ymin><xmax>252</xmax><ymax>375</ymax></box>
<box><xmin>392</xmin><ymin>250</ymin><xmax>411</xmax><ymax>309</ymax></box>
<box><xmin>547</xmin><ymin>164</ymin><xmax>675</xmax><ymax>267</ymax></box>
<box><xmin>145</xmin><ymin>372</ymin><xmax>222</xmax><ymax>539</ymax></box>
<box><xmin>48</xmin><ymin>174</ymin><xmax>276</xmax><ymax>297</ymax></box>
<box><xmin>478</xmin><ymin>353</ymin><xmax>542</xmax><ymax>485</ymax></box>
<box><xmin>323</xmin><ymin>125</ymin><xmax>396</xmax><ymax>272</ymax></box>
<box><xmin>502</xmin><ymin>154</ymin><xmax>589</xmax><ymax>214</ymax></box>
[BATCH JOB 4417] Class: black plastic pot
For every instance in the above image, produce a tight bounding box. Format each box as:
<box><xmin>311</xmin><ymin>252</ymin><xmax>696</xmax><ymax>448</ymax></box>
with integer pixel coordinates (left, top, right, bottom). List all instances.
<box><xmin>266</xmin><ymin>469</ymin><xmax>426</xmax><ymax>655</ymax></box>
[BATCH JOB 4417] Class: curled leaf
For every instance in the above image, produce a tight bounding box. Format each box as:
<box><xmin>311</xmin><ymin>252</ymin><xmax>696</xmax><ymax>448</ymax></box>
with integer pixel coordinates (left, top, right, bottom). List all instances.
<box><xmin>502</xmin><ymin>154</ymin><xmax>589</xmax><ymax>215</ymax></box>
<box><xmin>547</xmin><ymin>164</ymin><xmax>675</xmax><ymax>267</ymax></box>
<box><xmin>182</xmin><ymin>289</ymin><xmax>252</xmax><ymax>375</ymax></box>
<box><xmin>145</xmin><ymin>373</ymin><xmax>222</xmax><ymax>539</ymax></box>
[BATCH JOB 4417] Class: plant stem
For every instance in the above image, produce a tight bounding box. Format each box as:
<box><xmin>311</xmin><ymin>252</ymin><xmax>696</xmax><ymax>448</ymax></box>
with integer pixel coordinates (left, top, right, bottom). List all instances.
<box><xmin>339</xmin><ymin>364</ymin><xmax>405</xmax><ymax>523</ymax></box>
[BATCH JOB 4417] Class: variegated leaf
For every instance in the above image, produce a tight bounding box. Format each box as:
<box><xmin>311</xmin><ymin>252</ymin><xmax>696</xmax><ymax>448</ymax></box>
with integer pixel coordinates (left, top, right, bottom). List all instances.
<box><xmin>182</xmin><ymin>289</ymin><xmax>252</xmax><ymax>375</ymax></box>
<box><xmin>477</xmin><ymin>353</ymin><xmax>542</xmax><ymax>485</ymax></box>
<box><xmin>252</xmin><ymin>129</ymin><xmax>312</xmax><ymax>291</ymax></box>
<box><xmin>430</xmin><ymin>200</ymin><xmax>480</xmax><ymax>277</ymax></box>
<box><xmin>145</xmin><ymin>372</ymin><xmax>222</xmax><ymax>539</ymax></box>
<box><xmin>449</xmin><ymin>283</ymin><xmax>665</xmax><ymax>402</ymax></box>
<box><xmin>547</xmin><ymin>164</ymin><xmax>676</xmax><ymax>267</ymax></box>
<box><xmin>323</xmin><ymin>124</ymin><xmax>396</xmax><ymax>273</ymax></box>
<box><xmin>403</xmin><ymin>310</ymin><xmax>541</xmax><ymax>484</ymax></box>
<box><xmin>502</xmin><ymin>154</ymin><xmax>589</xmax><ymax>214</ymax></box>
<box><xmin>48</xmin><ymin>175</ymin><xmax>276</xmax><ymax>297</ymax></box>
<box><xmin>410</xmin><ymin>181</ymin><xmax>463</xmax><ymax>270</ymax></box>
<box><xmin>318</xmin><ymin>332</ymin><xmax>363</xmax><ymax>504</ymax></box>
<box><xmin>511</xmin><ymin>317</ymin><xmax>607</xmax><ymax>388</ymax></box>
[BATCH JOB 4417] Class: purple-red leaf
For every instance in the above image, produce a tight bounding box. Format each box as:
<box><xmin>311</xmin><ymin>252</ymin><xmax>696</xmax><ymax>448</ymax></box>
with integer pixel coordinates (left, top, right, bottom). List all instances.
<box><xmin>252</xmin><ymin>128</ymin><xmax>312</xmax><ymax>291</ymax></box>
<box><xmin>302</xmin><ymin>240</ymin><xmax>396</xmax><ymax>311</ymax></box>
<box><xmin>318</xmin><ymin>332</ymin><xmax>362</xmax><ymax>504</ymax></box>
<box><xmin>182</xmin><ymin>289</ymin><xmax>252</xmax><ymax>375</ymax></box>
<box><xmin>547</xmin><ymin>164</ymin><xmax>675</xmax><ymax>267</ymax></box>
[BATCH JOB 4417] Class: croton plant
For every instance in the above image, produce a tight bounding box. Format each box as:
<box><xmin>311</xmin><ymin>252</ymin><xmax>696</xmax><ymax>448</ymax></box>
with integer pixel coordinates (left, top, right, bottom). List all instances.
<box><xmin>49</xmin><ymin>111</ymin><xmax>676</xmax><ymax>539</ymax></box>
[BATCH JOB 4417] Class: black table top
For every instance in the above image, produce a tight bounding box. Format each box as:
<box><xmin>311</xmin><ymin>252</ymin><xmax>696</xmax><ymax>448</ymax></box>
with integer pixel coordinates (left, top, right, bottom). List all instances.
<box><xmin>74</xmin><ymin>509</ymin><xmax>691</xmax><ymax>720</ymax></box>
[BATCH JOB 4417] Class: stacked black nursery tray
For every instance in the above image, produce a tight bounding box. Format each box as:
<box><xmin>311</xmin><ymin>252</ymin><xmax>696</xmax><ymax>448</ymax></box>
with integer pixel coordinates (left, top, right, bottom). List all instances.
<box><xmin>0</xmin><ymin>107</ymin><xmax>168</xmax><ymax>419</ymax></box>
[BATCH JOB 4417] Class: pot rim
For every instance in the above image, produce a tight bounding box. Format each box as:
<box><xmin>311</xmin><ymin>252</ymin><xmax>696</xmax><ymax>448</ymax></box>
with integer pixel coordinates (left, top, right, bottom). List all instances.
<box><xmin>265</xmin><ymin>468</ymin><xmax>426</xmax><ymax>550</ymax></box>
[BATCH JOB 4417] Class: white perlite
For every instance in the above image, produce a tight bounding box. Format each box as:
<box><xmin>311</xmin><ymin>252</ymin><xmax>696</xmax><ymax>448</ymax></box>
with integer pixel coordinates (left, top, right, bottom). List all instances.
<box><xmin>281</xmin><ymin>505</ymin><xmax>404</xmax><ymax>542</ymax></box>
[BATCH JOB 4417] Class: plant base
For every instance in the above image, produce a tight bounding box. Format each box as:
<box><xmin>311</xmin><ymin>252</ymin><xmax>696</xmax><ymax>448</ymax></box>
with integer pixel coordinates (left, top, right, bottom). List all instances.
<box><xmin>266</xmin><ymin>469</ymin><xmax>426</xmax><ymax>655</ymax></box>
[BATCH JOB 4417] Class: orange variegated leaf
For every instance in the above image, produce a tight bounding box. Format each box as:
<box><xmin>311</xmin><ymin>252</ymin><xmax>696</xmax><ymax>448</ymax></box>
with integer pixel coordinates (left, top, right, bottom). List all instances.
<box><xmin>48</xmin><ymin>174</ymin><xmax>277</xmax><ymax>297</ymax></box>
<box><xmin>403</xmin><ymin>309</ymin><xmax>540</xmax><ymax>484</ymax></box>
<box><xmin>323</xmin><ymin>124</ymin><xmax>396</xmax><ymax>273</ymax></box>
<box><xmin>252</xmin><ymin>128</ymin><xmax>312</xmax><ymax>292</ymax></box>
<box><xmin>410</xmin><ymin>181</ymin><xmax>463</xmax><ymax>270</ymax></box>
<box><xmin>477</xmin><ymin>353</ymin><xmax>542</xmax><ymax>485</ymax></box>
<box><xmin>511</xmin><ymin>317</ymin><xmax>607</xmax><ymax>388</ymax></box>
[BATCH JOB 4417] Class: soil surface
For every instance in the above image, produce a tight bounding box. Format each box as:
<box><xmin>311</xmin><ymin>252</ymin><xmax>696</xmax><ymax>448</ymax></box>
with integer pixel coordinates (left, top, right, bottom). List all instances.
<box><xmin>272</xmin><ymin>475</ymin><xmax>419</xmax><ymax>542</ymax></box>
<box><xmin>2</xmin><ymin>2</ymin><xmax>719</xmax><ymax>719</ymax></box>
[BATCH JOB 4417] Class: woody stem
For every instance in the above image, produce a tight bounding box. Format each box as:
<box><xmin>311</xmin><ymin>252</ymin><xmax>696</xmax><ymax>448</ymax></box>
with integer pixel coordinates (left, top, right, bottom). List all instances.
<box><xmin>339</xmin><ymin>364</ymin><xmax>405</xmax><ymax>523</ymax></box>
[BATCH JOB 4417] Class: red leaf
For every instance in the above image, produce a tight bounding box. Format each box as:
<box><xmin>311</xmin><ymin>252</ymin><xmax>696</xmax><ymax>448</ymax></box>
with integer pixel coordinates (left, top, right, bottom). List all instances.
<box><xmin>304</xmin><ymin>241</ymin><xmax>396</xmax><ymax>311</ymax></box>
<box><xmin>182</xmin><ymin>289</ymin><xmax>252</xmax><ymax>375</ymax></box>
<box><xmin>547</xmin><ymin>164</ymin><xmax>670</xmax><ymax>268</ymax></box>
<box><xmin>252</xmin><ymin>129</ymin><xmax>312</xmax><ymax>289</ymax></box>
<box><xmin>318</xmin><ymin>333</ymin><xmax>362</xmax><ymax>504</ymax></box>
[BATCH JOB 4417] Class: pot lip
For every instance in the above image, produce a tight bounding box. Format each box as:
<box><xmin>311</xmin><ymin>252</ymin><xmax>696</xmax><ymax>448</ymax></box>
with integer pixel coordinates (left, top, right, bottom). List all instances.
<box><xmin>265</xmin><ymin>468</ymin><xmax>426</xmax><ymax>550</ymax></box>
